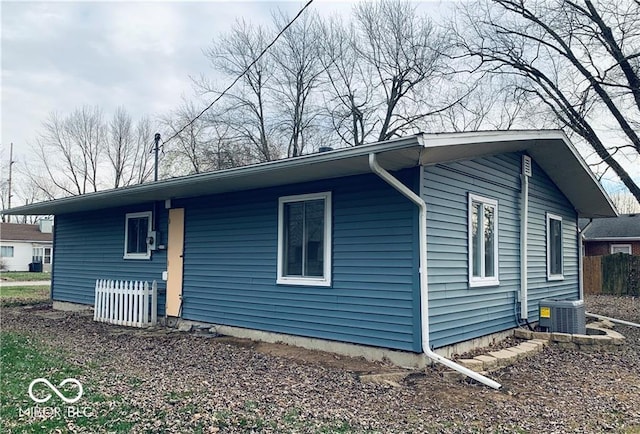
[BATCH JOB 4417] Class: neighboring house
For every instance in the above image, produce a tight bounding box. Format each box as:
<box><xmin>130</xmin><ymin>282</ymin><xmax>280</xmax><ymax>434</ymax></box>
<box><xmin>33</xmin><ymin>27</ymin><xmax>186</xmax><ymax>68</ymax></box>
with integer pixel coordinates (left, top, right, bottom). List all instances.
<box><xmin>580</xmin><ymin>214</ymin><xmax>640</xmax><ymax>256</ymax></box>
<box><xmin>0</xmin><ymin>220</ymin><xmax>54</xmax><ymax>272</ymax></box>
<box><xmin>3</xmin><ymin>131</ymin><xmax>616</xmax><ymax>365</ymax></box>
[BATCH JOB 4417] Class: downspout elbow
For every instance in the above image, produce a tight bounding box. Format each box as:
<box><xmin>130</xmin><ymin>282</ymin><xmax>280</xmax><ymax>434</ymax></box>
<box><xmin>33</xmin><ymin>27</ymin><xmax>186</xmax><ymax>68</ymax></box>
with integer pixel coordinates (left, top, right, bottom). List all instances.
<box><xmin>368</xmin><ymin>152</ymin><xmax>501</xmax><ymax>390</ymax></box>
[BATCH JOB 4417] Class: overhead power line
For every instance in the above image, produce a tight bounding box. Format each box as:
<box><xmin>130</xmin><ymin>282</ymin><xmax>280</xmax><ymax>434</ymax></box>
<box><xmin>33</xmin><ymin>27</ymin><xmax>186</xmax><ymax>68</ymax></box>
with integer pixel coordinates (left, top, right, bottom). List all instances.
<box><xmin>162</xmin><ymin>0</ymin><xmax>315</xmax><ymax>146</ymax></box>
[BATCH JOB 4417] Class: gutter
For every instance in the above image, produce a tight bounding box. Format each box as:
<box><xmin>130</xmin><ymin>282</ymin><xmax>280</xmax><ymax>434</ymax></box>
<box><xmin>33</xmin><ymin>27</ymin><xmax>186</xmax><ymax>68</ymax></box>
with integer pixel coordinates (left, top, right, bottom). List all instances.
<box><xmin>368</xmin><ymin>153</ymin><xmax>501</xmax><ymax>390</ymax></box>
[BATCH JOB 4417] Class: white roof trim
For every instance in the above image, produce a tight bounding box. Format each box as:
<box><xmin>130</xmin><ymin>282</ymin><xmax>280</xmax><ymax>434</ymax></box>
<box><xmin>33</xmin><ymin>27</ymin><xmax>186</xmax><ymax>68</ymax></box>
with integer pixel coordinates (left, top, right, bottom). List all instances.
<box><xmin>2</xmin><ymin>130</ymin><xmax>616</xmax><ymax>218</ymax></box>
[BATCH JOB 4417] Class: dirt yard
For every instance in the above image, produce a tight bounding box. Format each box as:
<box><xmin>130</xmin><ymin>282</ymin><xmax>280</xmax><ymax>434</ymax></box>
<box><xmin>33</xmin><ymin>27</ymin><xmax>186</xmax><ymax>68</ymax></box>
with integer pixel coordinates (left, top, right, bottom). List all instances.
<box><xmin>2</xmin><ymin>295</ymin><xmax>639</xmax><ymax>433</ymax></box>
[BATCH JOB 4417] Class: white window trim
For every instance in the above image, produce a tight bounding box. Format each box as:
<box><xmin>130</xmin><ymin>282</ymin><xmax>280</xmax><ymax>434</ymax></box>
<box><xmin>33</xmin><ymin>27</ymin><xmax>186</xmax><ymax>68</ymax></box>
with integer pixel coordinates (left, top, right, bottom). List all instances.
<box><xmin>610</xmin><ymin>244</ymin><xmax>632</xmax><ymax>254</ymax></box>
<box><xmin>1</xmin><ymin>245</ymin><xmax>15</xmax><ymax>258</ymax></box>
<box><xmin>468</xmin><ymin>193</ymin><xmax>500</xmax><ymax>288</ymax></box>
<box><xmin>277</xmin><ymin>192</ymin><xmax>332</xmax><ymax>287</ymax></box>
<box><xmin>546</xmin><ymin>212</ymin><xmax>564</xmax><ymax>281</ymax></box>
<box><xmin>124</xmin><ymin>211</ymin><xmax>152</xmax><ymax>260</ymax></box>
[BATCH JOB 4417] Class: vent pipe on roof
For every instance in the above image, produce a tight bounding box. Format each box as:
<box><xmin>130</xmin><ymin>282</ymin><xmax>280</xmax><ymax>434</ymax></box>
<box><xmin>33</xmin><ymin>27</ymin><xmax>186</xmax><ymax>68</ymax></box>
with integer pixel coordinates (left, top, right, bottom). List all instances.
<box><xmin>368</xmin><ymin>153</ymin><xmax>501</xmax><ymax>390</ymax></box>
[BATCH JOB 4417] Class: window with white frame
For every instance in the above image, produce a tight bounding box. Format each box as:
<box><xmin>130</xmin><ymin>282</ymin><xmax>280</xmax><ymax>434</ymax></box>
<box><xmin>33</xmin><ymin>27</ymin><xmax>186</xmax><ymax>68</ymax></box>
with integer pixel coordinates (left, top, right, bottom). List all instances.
<box><xmin>44</xmin><ymin>247</ymin><xmax>52</xmax><ymax>264</ymax></box>
<box><xmin>277</xmin><ymin>192</ymin><xmax>332</xmax><ymax>286</ymax></box>
<box><xmin>547</xmin><ymin>213</ymin><xmax>564</xmax><ymax>280</ymax></box>
<box><xmin>468</xmin><ymin>194</ymin><xmax>499</xmax><ymax>287</ymax></box>
<box><xmin>124</xmin><ymin>211</ymin><xmax>152</xmax><ymax>259</ymax></box>
<box><xmin>33</xmin><ymin>247</ymin><xmax>44</xmax><ymax>263</ymax></box>
<box><xmin>610</xmin><ymin>244</ymin><xmax>632</xmax><ymax>255</ymax></box>
<box><xmin>1</xmin><ymin>246</ymin><xmax>14</xmax><ymax>257</ymax></box>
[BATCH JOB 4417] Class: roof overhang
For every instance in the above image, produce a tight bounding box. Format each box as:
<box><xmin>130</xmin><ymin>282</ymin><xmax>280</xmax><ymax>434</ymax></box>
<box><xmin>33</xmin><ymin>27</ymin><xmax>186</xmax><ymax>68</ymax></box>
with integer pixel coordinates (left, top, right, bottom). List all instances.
<box><xmin>2</xmin><ymin>130</ymin><xmax>617</xmax><ymax>218</ymax></box>
<box><xmin>585</xmin><ymin>237</ymin><xmax>640</xmax><ymax>242</ymax></box>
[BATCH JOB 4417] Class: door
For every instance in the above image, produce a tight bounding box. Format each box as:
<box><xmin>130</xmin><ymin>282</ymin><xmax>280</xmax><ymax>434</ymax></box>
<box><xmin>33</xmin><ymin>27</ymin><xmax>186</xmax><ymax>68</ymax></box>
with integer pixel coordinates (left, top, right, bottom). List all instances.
<box><xmin>166</xmin><ymin>208</ymin><xmax>185</xmax><ymax>317</ymax></box>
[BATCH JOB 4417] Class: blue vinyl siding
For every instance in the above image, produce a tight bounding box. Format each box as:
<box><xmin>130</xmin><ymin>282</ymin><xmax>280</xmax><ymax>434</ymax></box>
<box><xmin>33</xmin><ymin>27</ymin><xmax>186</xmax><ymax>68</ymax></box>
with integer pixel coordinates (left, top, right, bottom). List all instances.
<box><xmin>167</xmin><ymin>170</ymin><xmax>420</xmax><ymax>351</ymax></box>
<box><xmin>527</xmin><ymin>159</ymin><xmax>579</xmax><ymax>318</ymax></box>
<box><xmin>52</xmin><ymin>204</ymin><xmax>168</xmax><ymax>316</ymax></box>
<box><xmin>423</xmin><ymin>153</ymin><xmax>579</xmax><ymax>348</ymax></box>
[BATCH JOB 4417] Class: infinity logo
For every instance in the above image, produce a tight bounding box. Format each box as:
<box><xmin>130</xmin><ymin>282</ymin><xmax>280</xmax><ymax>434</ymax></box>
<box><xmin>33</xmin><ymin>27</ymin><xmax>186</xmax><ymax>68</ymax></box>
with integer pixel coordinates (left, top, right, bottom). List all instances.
<box><xmin>28</xmin><ymin>378</ymin><xmax>83</xmax><ymax>404</ymax></box>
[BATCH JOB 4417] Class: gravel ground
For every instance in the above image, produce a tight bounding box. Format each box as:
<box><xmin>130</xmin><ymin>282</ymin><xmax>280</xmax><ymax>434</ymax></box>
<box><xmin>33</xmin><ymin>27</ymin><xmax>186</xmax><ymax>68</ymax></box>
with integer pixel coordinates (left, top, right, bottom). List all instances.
<box><xmin>2</xmin><ymin>295</ymin><xmax>639</xmax><ymax>433</ymax></box>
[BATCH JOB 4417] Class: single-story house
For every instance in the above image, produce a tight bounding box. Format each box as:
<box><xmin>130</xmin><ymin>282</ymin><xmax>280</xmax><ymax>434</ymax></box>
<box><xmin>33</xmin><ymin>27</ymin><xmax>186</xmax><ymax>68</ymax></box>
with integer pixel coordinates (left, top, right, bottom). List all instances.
<box><xmin>580</xmin><ymin>214</ymin><xmax>640</xmax><ymax>256</ymax></box>
<box><xmin>0</xmin><ymin>220</ymin><xmax>54</xmax><ymax>272</ymax></box>
<box><xmin>3</xmin><ymin>130</ymin><xmax>616</xmax><ymax>372</ymax></box>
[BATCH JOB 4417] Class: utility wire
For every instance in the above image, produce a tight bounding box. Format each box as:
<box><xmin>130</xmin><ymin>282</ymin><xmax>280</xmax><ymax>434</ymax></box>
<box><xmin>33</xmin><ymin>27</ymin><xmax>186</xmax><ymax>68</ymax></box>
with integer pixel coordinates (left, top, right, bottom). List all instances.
<box><xmin>162</xmin><ymin>0</ymin><xmax>315</xmax><ymax>146</ymax></box>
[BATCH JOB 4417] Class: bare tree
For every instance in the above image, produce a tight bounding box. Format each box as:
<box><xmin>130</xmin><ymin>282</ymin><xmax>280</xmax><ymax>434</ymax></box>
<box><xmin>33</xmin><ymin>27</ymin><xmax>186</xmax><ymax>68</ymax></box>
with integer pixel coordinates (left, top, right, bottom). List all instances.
<box><xmin>161</xmin><ymin>99</ymin><xmax>252</xmax><ymax>175</ymax></box>
<box><xmin>319</xmin><ymin>16</ymin><xmax>377</xmax><ymax>147</ymax></box>
<box><xmin>270</xmin><ymin>10</ymin><xmax>325</xmax><ymax>157</ymax></box>
<box><xmin>610</xmin><ymin>192</ymin><xmax>640</xmax><ymax>213</ymax></box>
<box><xmin>457</xmin><ymin>0</ymin><xmax>640</xmax><ymax>204</ymax></box>
<box><xmin>199</xmin><ymin>20</ymin><xmax>279</xmax><ymax>162</ymax></box>
<box><xmin>354</xmin><ymin>0</ymin><xmax>460</xmax><ymax>141</ymax></box>
<box><xmin>27</xmin><ymin>105</ymin><xmax>157</xmax><ymax>199</ymax></box>
<box><xmin>12</xmin><ymin>176</ymin><xmax>51</xmax><ymax>223</ymax></box>
<box><xmin>32</xmin><ymin>106</ymin><xmax>104</xmax><ymax>196</ymax></box>
<box><xmin>106</xmin><ymin>107</ymin><xmax>154</xmax><ymax>188</ymax></box>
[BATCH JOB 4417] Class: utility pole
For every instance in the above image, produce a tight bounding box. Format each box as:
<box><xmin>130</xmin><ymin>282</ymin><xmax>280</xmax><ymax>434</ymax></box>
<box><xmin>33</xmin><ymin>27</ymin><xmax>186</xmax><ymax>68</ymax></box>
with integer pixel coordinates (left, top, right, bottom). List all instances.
<box><xmin>153</xmin><ymin>133</ymin><xmax>161</xmax><ymax>182</ymax></box>
<box><xmin>6</xmin><ymin>142</ymin><xmax>14</xmax><ymax>222</ymax></box>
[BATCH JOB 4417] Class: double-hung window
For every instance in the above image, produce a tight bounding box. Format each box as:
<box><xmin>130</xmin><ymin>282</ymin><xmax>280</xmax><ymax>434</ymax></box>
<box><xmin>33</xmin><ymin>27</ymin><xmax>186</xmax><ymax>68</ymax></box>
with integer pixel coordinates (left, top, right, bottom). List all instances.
<box><xmin>277</xmin><ymin>192</ymin><xmax>332</xmax><ymax>286</ymax></box>
<box><xmin>468</xmin><ymin>194</ymin><xmax>499</xmax><ymax>287</ymax></box>
<box><xmin>547</xmin><ymin>213</ymin><xmax>564</xmax><ymax>280</ymax></box>
<box><xmin>1</xmin><ymin>246</ymin><xmax>14</xmax><ymax>258</ymax></box>
<box><xmin>124</xmin><ymin>211</ymin><xmax>152</xmax><ymax>259</ymax></box>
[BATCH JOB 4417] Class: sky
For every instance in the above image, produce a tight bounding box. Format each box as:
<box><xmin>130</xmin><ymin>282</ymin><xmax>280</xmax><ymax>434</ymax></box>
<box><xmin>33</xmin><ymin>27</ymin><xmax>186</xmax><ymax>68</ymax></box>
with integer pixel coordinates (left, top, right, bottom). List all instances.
<box><xmin>0</xmin><ymin>0</ymin><xmax>638</xmax><ymax>203</ymax></box>
<box><xmin>1</xmin><ymin>0</ymin><xmax>358</xmax><ymax>162</ymax></box>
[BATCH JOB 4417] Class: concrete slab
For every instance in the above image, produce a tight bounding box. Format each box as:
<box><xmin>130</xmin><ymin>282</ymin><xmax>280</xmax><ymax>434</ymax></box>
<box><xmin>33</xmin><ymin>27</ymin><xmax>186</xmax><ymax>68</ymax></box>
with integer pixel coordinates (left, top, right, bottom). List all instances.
<box><xmin>572</xmin><ymin>334</ymin><xmax>596</xmax><ymax>345</ymax></box>
<box><xmin>487</xmin><ymin>350</ymin><xmax>518</xmax><ymax>367</ymax></box>
<box><xmin>514</xmin><ymin>329</ymin><xmax>533</xmax><ymax>339</ymax></box>
<box><xmin>516</xmin><ymin>342</ymin><xmax>541</xmax><ymax>354</ymax></box>
<box><xmin>551</xmin><ymin>332</ymin><xmax>572</xmax><ymax>343</ymax></box>
<box><xmin>505</xmin><ymin>346</ymin><xmax>530</xmax><ymax>359</ymax></box>
<box><xmin>521</xmin><ymin>340</ymin><xmax>544</xmax><ymax>350</ymax></box>
<box><xmin>532</xmin><ymin>331</ymin><xmax>551</xmax><ymax>340</ymax></box>
<box><xmin>530</xmin><ymin>338</ymin><xmax>549</xmax><ymax>347</ymax></box>
<box><xmin>473</xmin><ymin>355</ymin><xmax>498</xmax><ymax>370</ymax></box>
<box><xmin>457</xmin><ymin>358</ymin><xmax>485</xmax><ymax>372</ymax></box>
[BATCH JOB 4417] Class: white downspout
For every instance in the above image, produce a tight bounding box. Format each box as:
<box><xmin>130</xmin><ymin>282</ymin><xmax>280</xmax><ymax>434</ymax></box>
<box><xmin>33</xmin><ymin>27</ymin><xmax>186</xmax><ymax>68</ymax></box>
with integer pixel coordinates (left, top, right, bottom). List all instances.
<box><xmin>578</xmin><ymin>219</ymin><xmax>593</xmax><ymax>301</ymax></box>
<box><xmin>368</xmin><ymin>153</ymin><xmax>501</xmax><ymax>390</ymax></box>
<box><xmin>520</xmin><ymin>172</ymin><xmax>529</xmax><ymax>319</ymax></box>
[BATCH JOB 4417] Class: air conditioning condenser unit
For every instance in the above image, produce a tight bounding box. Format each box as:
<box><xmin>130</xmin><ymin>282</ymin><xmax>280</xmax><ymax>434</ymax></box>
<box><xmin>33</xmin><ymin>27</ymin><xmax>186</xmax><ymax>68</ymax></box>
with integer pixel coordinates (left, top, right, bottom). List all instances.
<box><xmin>538</xmin><ymin>299</ymin><xmax>586</xmax><ymax>334</ymax></box>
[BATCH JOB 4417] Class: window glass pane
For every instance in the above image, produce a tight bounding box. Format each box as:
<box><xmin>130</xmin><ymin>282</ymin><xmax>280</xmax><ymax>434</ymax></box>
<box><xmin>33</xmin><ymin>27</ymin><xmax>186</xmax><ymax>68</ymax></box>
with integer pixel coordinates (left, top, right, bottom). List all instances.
<box><xmin>32</xmin><ymin>247</ymin><xmax>43</xmax><ymax>262</ymax></box>
<box><xmin>1</xmin><ymin>246</ymin><xmax>14</xmax><ymax>257</ymax></box>
<box><xmin>284</xmin><ymin>202</ymin><xmax>303</xmax><ymax>276</ymax></box>
<box><xmin>484</xmin><ymin>205</ymin><xmax>495</xmax><ymax>277</ymax></box>
<box><xmin>611</xmin><ymin>245</ymin><xmax>631</xmax><ymax>254</ymax></box>
<box><xmin>471</xmin><ymin>202</ymin><xmax>482</xmax><ymax>277</ymax></box>
<box><xmin>550</xmin><ymin>218</ymin><xmax>562</xmax><ymax>275</ymax></box>
<box><xmin>127</xmin><ymin>217</ymin><xmax>149</xmax><ymax>254</ymax></box>
<box><xmin>44</xmin><ymin>248</ymin><xmax>52</xmax><ymax>264</ymax></box>
<box><xmin>304</xmin><ymin>199</ymin><xmax>325</xmax><ymax>277</ymax></box>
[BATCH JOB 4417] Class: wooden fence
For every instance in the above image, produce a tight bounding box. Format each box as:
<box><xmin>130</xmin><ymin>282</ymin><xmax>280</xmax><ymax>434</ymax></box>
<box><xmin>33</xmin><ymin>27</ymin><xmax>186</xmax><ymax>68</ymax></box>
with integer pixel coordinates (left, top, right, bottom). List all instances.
<box><xmin>583</xmin><ymin>254</ymin><xmax>640</xmax><ymax>296</ymax></box>
<box><xmin>94</xmin><ymin>279</ymin><xmax>158</xmax><ymax>327</ymax></box>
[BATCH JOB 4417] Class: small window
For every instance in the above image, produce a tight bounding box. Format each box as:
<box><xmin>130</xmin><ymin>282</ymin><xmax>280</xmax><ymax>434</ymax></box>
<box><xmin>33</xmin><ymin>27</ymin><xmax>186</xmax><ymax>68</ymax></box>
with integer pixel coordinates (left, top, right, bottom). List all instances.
<box><xmin>277</xmin><ymin>192</ymin><xmax>332</xmax><ymax>286</ymax></box>
<box><xmin>468</xmin><ymin>194</ymin><xmax>499</xmax><ymax>287</ymax></box>
<box><xmin>124</xmin><ymin>212</ymin><xmax>152</xmax><ymax>259</ymax></box>
<box><xmin>32</xmin><ymin>247</ymin><xmax>43</xmax><ymax>263</ymax></box>
<box><xmin>1</xmin><ymin>246</ymin><xmax>14</xmax><ymax>258</ymax></box>
<box><xmin>610</xmin><ymin>244</ymin><xmax>632</xmax><ymax>255</ymax></box>
<box><xmin>547</xmin><ymin>213</ymin><xmax>564</xmax><ymax>280</ymax></box>
<box><xmin>44</xmin><ymin>247</ymin><xmax>52</xmax><ymax>264</ymax></box>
